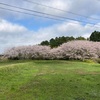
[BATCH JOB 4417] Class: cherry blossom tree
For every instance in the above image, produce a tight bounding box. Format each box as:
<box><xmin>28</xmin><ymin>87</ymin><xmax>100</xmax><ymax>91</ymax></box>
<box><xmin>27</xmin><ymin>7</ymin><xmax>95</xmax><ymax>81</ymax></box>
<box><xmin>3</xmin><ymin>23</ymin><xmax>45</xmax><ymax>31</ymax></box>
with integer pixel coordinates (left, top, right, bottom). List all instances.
<box><xmin>4</xmin><ymin>40</ymin><xmax>100</xmax><ymax>60</ymax></box>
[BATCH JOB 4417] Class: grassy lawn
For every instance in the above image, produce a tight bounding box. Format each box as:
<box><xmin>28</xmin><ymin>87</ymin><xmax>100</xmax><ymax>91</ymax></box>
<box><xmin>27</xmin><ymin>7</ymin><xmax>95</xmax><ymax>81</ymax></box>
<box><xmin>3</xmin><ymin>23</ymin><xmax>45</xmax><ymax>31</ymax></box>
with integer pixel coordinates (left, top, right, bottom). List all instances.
<box><xmin>0</xmin><ymin>60</ymin><xmax>100</xmax><ymax>100</ymax></box>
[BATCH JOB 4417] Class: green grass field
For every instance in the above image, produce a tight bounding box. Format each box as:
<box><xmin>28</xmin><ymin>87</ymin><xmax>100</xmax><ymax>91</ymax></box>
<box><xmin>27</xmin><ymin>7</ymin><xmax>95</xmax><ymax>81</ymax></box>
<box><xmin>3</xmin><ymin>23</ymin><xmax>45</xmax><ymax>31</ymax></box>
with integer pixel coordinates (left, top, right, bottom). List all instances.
<box><xmin>0</xmin><ymin>60</ymin><xmax>100</xmax><ymax>100</ymax></box>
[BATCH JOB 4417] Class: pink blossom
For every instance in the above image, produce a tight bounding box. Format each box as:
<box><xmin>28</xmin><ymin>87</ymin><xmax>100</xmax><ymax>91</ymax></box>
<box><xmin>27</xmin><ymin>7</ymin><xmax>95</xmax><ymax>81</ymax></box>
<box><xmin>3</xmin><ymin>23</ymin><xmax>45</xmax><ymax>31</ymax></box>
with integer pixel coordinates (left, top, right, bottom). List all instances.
<box><xmin>4</xmin><ymin>40</ymin><xmax>100</xmax><ymax>60</ymax></box>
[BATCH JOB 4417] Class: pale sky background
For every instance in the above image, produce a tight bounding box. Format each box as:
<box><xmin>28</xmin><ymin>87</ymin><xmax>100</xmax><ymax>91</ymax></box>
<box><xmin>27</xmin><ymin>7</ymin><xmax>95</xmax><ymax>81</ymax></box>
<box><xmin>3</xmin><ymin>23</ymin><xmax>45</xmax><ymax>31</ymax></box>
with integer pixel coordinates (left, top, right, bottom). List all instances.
<box><xmin>0</xmin><ymin>0</ymin><xmax>100</xmax><ymax>53</ymax></box>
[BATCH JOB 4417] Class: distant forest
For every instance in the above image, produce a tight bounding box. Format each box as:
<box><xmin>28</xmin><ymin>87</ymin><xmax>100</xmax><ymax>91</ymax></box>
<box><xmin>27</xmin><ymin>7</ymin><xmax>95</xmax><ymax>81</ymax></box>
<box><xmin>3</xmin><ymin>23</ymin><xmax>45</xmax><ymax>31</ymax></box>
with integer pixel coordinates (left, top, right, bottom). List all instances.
<box><xmin>40</xmin><ymin>36</ymin><xmax>86</xmax><ymax>48</ymax></box>
<box><xmin>40</xmin><ymin>31</ymin><xmax>100</xmax><ymax>48</ymax></box>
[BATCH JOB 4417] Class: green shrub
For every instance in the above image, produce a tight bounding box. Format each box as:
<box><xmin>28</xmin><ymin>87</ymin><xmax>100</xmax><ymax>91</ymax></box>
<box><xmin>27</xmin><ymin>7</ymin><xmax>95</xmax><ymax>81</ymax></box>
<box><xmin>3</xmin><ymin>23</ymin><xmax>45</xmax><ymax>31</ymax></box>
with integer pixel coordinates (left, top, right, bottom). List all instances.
<box><xmin>83</xmin><ymin>59</ymin><xmax>96</xmax><ymax>63</ymax></box>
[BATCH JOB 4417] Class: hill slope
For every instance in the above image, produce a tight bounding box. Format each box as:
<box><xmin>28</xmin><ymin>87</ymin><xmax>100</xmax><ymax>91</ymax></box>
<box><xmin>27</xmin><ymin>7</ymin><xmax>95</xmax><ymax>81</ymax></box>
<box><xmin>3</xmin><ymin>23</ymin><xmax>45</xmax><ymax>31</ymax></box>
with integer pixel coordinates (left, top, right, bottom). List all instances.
<box><xmin>0</xmin><ymin>60</ymin><xmax>100</xmax><ymax>100</ymax></box>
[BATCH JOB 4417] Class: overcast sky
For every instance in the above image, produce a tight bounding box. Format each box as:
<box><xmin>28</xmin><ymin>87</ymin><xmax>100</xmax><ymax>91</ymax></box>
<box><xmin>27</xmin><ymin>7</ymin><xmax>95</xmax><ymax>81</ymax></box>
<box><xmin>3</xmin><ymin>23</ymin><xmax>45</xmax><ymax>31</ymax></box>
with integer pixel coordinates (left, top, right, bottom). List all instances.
<box><xmin>0</xmin><ymin>0</ymin><xmax>100</xmax><ymax>53</ymax></box>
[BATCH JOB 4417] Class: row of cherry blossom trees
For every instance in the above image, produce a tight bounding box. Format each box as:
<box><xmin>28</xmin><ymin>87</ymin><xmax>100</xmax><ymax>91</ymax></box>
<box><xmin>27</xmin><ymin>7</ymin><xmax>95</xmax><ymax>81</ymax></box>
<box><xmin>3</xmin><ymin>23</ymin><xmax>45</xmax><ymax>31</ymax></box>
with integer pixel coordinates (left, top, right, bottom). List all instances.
<box><xmin>4</xmin><ymin>40</ymin><xmax>100</xmax><ymax>60</ymax></box>
<box><xmin>4</xmin><ymin>45</ymin><xmax>51</xmax><ymax>60</ymax></box>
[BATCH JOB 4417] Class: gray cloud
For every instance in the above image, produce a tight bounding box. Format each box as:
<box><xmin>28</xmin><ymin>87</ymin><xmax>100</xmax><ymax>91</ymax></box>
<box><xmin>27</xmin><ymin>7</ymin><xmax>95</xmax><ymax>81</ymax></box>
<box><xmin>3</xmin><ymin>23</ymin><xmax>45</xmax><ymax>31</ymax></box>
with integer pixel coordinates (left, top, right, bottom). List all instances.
<box><xmin>0</xmin><ymin>0</ymin><xmax>100</xmax><ymax>22</ymax></box>
<box><xmin>69</xmin><ymin>0</ymin><xmax>100</xmax><ymax>16</ymax></box>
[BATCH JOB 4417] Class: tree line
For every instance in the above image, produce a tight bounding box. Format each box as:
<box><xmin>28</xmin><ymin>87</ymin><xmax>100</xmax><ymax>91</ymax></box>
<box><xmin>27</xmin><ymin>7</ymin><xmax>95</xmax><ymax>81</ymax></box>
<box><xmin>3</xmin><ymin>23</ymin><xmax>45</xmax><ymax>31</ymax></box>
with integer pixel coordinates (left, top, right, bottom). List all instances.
<box><xmin>40</xmin><ymin>36</ymin><xmax>86</xmax><ymax>48</ymax></box>
<box><xmin>40</xmin><ymin>31</ymin><xmax>100</xmax><ymax>48</ymax></box>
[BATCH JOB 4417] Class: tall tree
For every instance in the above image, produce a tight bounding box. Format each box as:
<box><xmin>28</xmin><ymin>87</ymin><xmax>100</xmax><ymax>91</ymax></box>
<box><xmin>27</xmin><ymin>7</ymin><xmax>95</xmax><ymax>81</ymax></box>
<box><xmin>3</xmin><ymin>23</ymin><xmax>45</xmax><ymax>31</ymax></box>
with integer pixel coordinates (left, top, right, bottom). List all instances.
<box><xmin>40</xmin><ymin>40</ymin><xmax>49</xmax><ymax>46</ymax></box>
<box><xmin>90</xmin><ymin>31</ymin><xmax>100</xmax><ymax>42</ymax></box>
<box><xmin>50</xmin><ymin>38</ymin><xmax>57</xmax><ymax>48</ymax></box>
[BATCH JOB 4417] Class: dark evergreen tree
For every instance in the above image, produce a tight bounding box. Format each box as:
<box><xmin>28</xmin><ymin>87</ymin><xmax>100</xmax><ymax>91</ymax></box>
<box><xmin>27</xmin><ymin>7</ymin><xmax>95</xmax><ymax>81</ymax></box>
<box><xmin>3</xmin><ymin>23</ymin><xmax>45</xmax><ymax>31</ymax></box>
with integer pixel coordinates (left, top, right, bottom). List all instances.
<box><xmin>90</xmin><ymin>31</ymin><xmax>100</xmax><ymax>42</ymax></box>
<box><xmin>40</xmin><ymin>40</ymin><xmax>49</xmax><ymax>46</ymax></box>
<box><xmin>76</xmin><ymin>36</ymin><xmax>86</xmax><ymax>40</ymax></box>
<box><xmin>50</xmin><ymin>38</ymin><xmax>57</xmax><ymax>48</ymax></box>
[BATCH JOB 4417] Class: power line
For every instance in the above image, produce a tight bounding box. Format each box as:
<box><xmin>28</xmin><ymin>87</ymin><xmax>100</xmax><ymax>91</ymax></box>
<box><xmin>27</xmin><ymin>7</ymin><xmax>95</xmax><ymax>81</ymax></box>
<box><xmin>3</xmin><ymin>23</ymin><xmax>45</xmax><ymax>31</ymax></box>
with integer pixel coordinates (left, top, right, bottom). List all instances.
<box><xmin>0</xmin><ymin>6</ymin><xmax>100</xmax><ymax>28</ymax></box>
<box><xmin>0</xmin><ymin>2</ymin><xmax>99</xmax><ymax>25</ymax></box>
<box><xmin>0</xmin><ymin>7</ymin><xmax>65</xmax><ymax>21</ymax></box>
<box><xmin>23</xmin><ymin>0</ymin><xmax>100</xmax><ymax>21</ymax></box>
